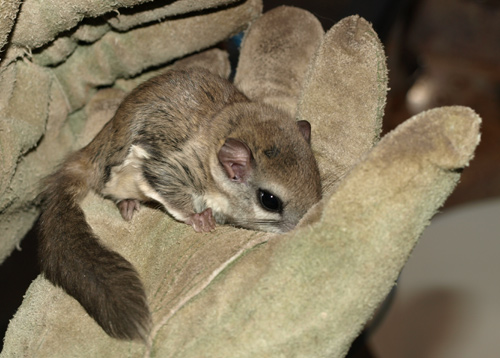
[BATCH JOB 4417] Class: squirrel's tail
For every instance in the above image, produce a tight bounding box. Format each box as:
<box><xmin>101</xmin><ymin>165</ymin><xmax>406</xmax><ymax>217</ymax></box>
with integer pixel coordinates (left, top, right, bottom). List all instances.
<box><xmin>38</xmin><ymin>150</ymin><xmax>151</xmax><ymax>341</ymax></box>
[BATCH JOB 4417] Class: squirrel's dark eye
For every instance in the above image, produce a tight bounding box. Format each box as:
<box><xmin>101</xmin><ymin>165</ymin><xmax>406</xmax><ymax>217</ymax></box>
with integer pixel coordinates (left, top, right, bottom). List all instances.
<box><xmin>258</xmin><ymin>189</ymin><xmax>283</xmax><ymax>213</ymax></box>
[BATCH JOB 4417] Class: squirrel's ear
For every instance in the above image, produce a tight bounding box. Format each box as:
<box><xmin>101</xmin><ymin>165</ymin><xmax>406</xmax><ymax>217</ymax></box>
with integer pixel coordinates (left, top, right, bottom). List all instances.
<box><xmin>218</xmin><ymin>138</ymin><xmax>253</xmax><ymax>183</ymax></box>
<box><xmin>296</xmin><ymin>120</ymin><xmax>312</xmax><ymax>144</ymax></box>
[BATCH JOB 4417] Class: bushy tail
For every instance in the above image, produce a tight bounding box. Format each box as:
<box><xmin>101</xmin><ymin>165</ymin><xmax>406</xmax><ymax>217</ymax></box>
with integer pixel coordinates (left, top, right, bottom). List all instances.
<box><xmin>38</xmin><ymin>152</ymin><xmax>151</xmax><ymax>341</ymax></box>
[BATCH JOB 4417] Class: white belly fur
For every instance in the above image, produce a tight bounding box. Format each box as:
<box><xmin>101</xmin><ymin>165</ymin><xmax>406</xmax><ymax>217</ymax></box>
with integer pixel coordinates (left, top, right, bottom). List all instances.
<box><xmin>102</xmin><ymin>145</ymin><xmax>190</xmax><ymax>222</ymax></box>
<box><xmin>102</xmin><ymin>145</ymin><xmax>150</xmax><ymax>201</ymax></box>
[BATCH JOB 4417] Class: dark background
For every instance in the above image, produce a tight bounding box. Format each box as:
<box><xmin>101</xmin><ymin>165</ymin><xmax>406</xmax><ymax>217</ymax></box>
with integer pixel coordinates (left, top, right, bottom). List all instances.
<box><xmin>1</xmin><ymin>0</ymin><xmax>499</xmax><ymax>355</ymax></box>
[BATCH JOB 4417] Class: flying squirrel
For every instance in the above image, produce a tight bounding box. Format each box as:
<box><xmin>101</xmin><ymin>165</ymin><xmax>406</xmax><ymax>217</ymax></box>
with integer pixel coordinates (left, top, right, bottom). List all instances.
<box><xmin>38</xmin><ymin>67</ymin><xmax>322</xmax><ymax>342</ymax></box>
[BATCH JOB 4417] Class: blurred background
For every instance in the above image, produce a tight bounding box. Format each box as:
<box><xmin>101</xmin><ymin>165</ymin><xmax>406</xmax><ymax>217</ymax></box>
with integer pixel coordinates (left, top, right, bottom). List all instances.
<box><xmin>1</xmin><ymin>0</ymin><xmax>499</xmax><ymax>355</ymax></box>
